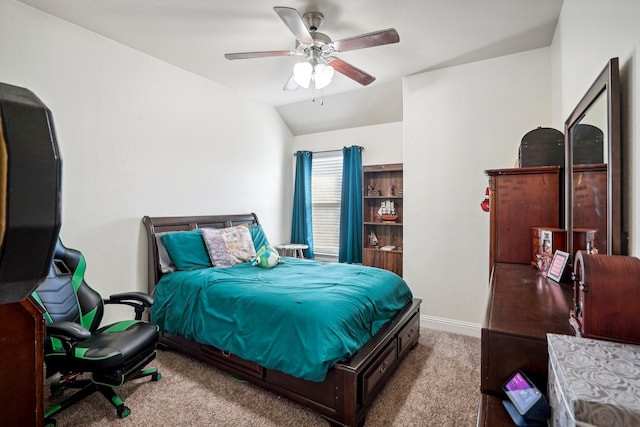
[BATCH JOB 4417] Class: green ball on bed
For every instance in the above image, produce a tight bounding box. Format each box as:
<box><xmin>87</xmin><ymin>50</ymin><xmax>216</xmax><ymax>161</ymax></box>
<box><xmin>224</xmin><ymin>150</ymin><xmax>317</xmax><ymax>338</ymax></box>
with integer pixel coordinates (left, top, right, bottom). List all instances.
<box><xmin>252</xmin><ymin>245</ymin><xmax>284</xmax><ymax>269</ymax></box>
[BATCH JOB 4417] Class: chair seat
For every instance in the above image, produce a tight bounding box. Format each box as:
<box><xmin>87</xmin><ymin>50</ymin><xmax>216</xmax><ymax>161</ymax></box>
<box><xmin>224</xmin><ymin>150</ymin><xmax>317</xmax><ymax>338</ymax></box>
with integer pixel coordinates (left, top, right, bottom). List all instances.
<box><xmin>47</xmin><ymin>321</ymin><xmax>159</xmax><ymax>374</ymax></box>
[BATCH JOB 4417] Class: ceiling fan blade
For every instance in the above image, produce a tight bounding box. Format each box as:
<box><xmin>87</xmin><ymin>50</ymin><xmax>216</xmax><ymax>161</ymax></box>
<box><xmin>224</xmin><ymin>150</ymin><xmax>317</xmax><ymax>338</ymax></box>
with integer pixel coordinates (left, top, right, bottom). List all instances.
<box><xmin>225</xmin><ymin>50</ymin><xmax>293</xmax><ymax>60</ymax></box>
<box><xmin>283</xmin><ymin>74</ymin><xmax>299</xmax><ymax>91</ymax></box>
<box><xmin>326</xmin><ymin>57</ymin><xmax>375</xmax><ymax>86</ymax></box>
<box><xmin>273</xmin><ymin>6</ymin><xmax>313</xmax><ymax>45</ymax></box>
<box><xmin>332</xmin><ymin>28</ymin><xmax>400</xmax><ymax>52</ymax></box>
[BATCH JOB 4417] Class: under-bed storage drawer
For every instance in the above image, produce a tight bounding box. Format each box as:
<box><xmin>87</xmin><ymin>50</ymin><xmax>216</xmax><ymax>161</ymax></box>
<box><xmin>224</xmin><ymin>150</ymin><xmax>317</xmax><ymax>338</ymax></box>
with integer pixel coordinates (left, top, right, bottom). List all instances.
<box><xmin>362</xmin><ymin>338</ymin><xmax>397</xmax><ymax>402</ymax></box>
<box><xmin>200</xmin><ymin>345</ymin><xmax>263</xmax><ymax>378</ymax></box>
<box><xmin>398</xmin><ymin>313</ymin><xmax>420</xmax><ymax>358</ymax></box>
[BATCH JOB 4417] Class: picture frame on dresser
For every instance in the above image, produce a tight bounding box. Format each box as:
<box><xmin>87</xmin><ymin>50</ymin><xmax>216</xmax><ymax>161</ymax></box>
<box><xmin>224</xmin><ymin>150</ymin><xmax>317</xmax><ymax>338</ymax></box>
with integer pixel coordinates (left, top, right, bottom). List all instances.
<box><xmin>547</xmin><ymin>250</ymin><xmax>569</xmax><ymax>283</ymax></box>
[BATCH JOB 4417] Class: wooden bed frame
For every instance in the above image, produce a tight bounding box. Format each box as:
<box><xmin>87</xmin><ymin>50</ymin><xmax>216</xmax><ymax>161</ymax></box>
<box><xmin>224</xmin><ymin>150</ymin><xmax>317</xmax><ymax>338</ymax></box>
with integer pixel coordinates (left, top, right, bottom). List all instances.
<box><xmin>142</xmin><ymin>213</ymin><xmax>421</xmax><ymax>427</ymax></box>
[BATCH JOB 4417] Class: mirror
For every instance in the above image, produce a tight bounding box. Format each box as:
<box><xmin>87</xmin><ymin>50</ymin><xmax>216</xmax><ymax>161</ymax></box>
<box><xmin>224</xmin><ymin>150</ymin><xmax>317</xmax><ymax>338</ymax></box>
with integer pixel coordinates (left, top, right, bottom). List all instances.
<box><xmin>565</xmin><ymin>57</ymin><xmax>621</xmax><ymax>259</ymax></box>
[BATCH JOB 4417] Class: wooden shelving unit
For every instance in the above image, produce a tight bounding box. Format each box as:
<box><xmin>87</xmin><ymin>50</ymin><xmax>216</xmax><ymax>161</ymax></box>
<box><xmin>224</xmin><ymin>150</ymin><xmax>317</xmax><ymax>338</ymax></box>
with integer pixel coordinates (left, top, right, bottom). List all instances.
<box><xmin>362</xmin><ymin>163</ymin><xmax>403</xmax><ymax>276</ymax></box>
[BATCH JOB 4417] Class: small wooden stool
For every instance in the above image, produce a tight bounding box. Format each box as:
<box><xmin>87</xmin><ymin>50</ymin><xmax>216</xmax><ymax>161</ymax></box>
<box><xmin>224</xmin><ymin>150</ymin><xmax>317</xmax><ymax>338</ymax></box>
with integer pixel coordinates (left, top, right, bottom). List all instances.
<box><xmin>275</xmin><ymin>243</ymin><xmax>308</xmax><ymax>258</ymax></box>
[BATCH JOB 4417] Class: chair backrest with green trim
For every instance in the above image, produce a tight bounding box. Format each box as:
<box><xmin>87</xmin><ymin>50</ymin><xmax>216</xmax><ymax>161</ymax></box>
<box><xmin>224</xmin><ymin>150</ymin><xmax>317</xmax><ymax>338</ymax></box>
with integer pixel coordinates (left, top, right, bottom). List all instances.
<box><xmin>32</xmin><ymin>239</ymin><xmax>105</xmax><ymax>343</ymax></box>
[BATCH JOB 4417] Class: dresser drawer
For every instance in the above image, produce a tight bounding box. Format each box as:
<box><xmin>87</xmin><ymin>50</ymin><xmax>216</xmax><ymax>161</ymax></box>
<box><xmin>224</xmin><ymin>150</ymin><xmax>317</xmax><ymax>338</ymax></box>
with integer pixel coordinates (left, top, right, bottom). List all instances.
<box><xmin>398</xmin><ymin>313</ymin><xmax>420</xmax><ymax>358</ymax></box>
<box><xmin>200</xmin><ymin>345</ymin><xmax>263</xmax><ymax>378</ymax></box>
<box><xmin>362</xmin><ymin>338</ymin><xmax>397</xmax><ymax>402</ymax></box>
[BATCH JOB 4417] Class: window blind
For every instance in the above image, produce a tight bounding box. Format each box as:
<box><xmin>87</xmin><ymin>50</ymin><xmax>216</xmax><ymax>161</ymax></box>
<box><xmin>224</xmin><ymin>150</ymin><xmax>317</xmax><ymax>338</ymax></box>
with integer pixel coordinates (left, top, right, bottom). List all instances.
<box><xmin>311</xmin><ymin>151</ymin><xmax>343</xmax><ymax>258</ymax></box>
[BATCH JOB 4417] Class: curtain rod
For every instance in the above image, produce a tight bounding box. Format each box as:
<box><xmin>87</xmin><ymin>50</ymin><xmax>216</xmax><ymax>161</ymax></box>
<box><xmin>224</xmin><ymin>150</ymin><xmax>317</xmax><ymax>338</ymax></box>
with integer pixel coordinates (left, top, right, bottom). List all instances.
<box><xmin>293</xmin><ymin>146</ymin><xmax>364</xmax><ymax>156</ymax></box>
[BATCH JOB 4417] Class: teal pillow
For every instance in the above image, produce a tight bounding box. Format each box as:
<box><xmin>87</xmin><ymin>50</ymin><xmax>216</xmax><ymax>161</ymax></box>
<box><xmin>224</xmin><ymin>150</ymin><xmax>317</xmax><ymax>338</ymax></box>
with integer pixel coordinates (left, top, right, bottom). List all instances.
<box><xmin>249</xmin><ymin>224</ymin><xmax>270</xmax><ymax>251</ymax></box>
<box><xmin>161</xmin><ymin>230</ymin><xmax>212</xmax><ymax>270</ymax></box>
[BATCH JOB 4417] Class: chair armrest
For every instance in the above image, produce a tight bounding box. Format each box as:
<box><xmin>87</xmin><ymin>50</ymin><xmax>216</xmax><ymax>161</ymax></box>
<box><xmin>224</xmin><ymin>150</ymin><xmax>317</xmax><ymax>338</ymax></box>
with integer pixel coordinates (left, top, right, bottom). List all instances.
<box><xmin>104</xmin><ymin>291</ymin><xmax>154</xmax><ymax>320</ymax></box>
<box><xmin>47</xmin><ymin>321</ymin><xmax>91</xmax><ymax>341</ymax></box>
<box><xmin>106</xmin><ymin>291</ymin><xmax>154</xmax><ymax>307</ymax></box>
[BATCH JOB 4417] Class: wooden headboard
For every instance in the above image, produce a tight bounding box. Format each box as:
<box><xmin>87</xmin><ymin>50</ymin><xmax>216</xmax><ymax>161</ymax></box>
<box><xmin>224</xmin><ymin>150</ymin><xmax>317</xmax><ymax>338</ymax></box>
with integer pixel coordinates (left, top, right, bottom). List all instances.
<box><xmin>141</xmin><ymin>213</ymin><xmax>260</xmax><ymax>294</ymax></box>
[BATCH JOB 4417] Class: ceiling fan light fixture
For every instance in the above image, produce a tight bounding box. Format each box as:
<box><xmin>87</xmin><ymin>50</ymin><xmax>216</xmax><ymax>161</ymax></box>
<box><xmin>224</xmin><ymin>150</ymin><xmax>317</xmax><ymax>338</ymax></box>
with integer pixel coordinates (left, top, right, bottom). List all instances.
<box><xmin>293</xmin><ymin>61</ymin><xmax>335</xmax><ymax>90</ymax></box>
<box><xmin>293</xmin><ymin>61</ymin><xmax>313</xmax><ymax>88</ymax></box>
<box><xmin>313</xmin><ymin>63</ymin><xmax>334</xmax><ymax>89</ymax></box>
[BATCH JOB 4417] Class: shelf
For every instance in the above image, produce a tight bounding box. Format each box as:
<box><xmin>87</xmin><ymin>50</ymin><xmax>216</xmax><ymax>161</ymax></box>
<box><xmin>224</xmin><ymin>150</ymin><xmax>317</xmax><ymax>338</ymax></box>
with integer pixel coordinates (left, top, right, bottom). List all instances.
<box><xmin>362</xmin><ymin>163</ymin><xmax>403</xmax><ymax>276</ymax></box>
<box><xmin>364</xmin><ymin>247</ymin><xmax>403</xmax><ymax>254</ymax></box>
<box><xmin>364</xmin><ymin>196</ymin><xmax>403</xmax><ymax>199</ymax></box>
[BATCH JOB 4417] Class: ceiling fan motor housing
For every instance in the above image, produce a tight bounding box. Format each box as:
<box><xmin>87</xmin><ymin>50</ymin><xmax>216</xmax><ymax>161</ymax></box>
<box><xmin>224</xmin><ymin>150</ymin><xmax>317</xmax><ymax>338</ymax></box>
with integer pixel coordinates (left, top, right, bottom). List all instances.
<box><xmin>303</xmin><ymin>11</ymin><xmax>324</xmax><ymax>32</ymax></box>
<box><xmin>295</xmin><ymin>31</ymin><xmax>333</xmax><ymax>58</ymax></box>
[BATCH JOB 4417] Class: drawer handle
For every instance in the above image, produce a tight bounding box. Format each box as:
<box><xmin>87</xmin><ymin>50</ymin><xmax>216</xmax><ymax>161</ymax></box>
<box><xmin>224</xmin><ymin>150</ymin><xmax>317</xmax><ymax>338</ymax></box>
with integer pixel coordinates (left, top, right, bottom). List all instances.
<box><xmin>221</xmin><ymin>350</ymin><xmax>231</xmax><ymax>357</ymax></box>
<box><xmin>379</xmin><ymin>361</ymin><xmax>388</xmax><ymax>374</ymax></box>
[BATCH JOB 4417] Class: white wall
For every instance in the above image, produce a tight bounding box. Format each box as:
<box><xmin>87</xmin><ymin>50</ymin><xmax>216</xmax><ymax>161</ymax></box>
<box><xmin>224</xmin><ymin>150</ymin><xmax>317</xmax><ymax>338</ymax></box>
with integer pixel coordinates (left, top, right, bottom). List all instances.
<box><xmin>294</xmin><ymin>1</ymin><xmax>640</xmax><ymax>336</ymax></box>
<box><xmin>0</xmin><ymin>0</ymin><xmax>293</xmax><ymax>324</ymax></box>
<box><xmin>294</xmin><ymin>50</ymin><xmax>552</xmax><ymax>336</ymax></box>
<box><xmin>292</xmin><ymin>121</ymin><xmax>403</xmax><ymax>166</ymax></box>
<box><xmin>551</xmin><ymin>0</ymin><xmax>640</xmax><ymax>256</ymax></box>
<box><xmin>6</xmin><ymin>0</ymin><xmax>638</xmax><ymax>335</ymax></box>
<box><xmin>403</xmin><ymin>48</ymin><xmax>552</xmax><ymax>335</ymax></box>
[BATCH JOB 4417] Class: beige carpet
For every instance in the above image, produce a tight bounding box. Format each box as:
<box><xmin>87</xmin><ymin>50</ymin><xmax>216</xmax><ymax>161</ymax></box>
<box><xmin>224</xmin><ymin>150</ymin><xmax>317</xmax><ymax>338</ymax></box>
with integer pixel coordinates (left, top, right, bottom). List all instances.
<box><xmin>45</xmin><ymin>328</ymin><xmax>481</xmax><ymax>426</ymax></box>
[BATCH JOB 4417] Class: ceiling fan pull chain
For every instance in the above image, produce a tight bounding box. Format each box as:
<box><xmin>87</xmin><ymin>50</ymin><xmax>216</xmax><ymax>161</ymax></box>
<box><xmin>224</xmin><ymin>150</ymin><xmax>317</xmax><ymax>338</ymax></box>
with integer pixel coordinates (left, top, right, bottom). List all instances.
<box><xmin>310</xmin><ymin>90</ymin><xmax>325</xmax><ymax>106</ymax></box>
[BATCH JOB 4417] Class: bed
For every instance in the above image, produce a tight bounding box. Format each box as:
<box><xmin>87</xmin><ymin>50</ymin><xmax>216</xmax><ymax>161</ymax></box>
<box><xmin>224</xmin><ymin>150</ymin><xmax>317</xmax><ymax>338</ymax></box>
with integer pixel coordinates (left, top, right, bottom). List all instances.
<box><xmin>142</xmin><ymin>213</ymin><xmax>422</xmax><ymax>427</ymax></box>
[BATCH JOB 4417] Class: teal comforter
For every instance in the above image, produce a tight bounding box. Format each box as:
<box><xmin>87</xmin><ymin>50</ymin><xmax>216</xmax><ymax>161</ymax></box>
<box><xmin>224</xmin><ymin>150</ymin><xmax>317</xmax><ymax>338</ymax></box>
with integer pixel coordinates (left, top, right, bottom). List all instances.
<box><xmin>151</xmin><ymin>257</ymin><xmax>413</xmax><ymax>382</ymax></box>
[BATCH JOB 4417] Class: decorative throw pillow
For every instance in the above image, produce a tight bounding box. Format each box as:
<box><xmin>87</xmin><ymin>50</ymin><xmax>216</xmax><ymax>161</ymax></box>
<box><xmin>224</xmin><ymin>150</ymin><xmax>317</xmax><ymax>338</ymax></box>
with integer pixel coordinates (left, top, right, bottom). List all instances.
<box><xmin>249</xmin><ymin>224</ymin><xmax>270</xmax><ymax>251</ymax></box>
<box><xmin>160</xmin><ymin>230</ymin><xmax>212</xmax><ymax>271</ymax></box>
<box><xmin>252</xmin><ymin>245</ymin><xmax>284</xmax><ymax>269</ymax></box>
<box><xmin>202</xmin><ymin>225</ymin><xmax>256</xmax><ymax>268</ymax></box>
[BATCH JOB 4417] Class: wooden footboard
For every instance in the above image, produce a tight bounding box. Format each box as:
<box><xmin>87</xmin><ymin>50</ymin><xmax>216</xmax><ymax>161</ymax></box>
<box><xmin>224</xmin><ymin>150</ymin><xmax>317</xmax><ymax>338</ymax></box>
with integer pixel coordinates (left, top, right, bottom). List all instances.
<box><xmin>142</xmin><ymin>214</ymin><xmax>421</xmax><ymax>427</ymax></box>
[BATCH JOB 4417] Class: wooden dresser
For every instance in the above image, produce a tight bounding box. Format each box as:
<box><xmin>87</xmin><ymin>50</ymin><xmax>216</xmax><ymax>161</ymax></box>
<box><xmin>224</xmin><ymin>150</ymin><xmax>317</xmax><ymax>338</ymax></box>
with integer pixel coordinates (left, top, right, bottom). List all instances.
<box><xmin>477</xmin><ymin>264</ymin><xmax>574</xmax><ymax>426</ymax></box>
<box><xmin>0</xmin><ymin>297</ymin><xmax>45</xmax><ymax>427</ymax></box>
<box><xmin>485</xmin><ymin>166</ymin><xmax>562</xmax><ymax>273</ymax></box>
<box><xmin>478</xmin><ymin>166</ymin><xmax>573</xmax><ymax>426</ymax></box>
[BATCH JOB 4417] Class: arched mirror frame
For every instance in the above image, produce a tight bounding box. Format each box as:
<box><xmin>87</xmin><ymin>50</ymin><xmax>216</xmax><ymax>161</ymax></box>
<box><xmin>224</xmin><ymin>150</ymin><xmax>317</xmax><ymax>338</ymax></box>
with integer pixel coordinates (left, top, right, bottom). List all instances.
<box><xmin>565</xmin><ymin>57</ymin><xmax>621</xmax><ymax>260</ymax></box>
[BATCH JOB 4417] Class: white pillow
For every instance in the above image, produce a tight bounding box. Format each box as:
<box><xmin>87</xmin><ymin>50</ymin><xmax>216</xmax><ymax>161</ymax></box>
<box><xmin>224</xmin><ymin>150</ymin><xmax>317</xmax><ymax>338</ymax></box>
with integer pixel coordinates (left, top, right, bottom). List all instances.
<box><xmin>155</xmin><ymin>232</ymin><xmax>177</xmax><ymax>273</ymax></box>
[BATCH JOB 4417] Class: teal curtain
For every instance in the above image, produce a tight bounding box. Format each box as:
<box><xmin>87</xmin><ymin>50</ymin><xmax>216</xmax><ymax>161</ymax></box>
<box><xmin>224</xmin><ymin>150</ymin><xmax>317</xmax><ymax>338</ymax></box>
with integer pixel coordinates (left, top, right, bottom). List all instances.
<box><xmin>291</xmin><ymin>151</ymin><xmax>314</xmax><ymax>258</ymax></box>
<box><xmin>339</xmin><ymin>146</ymin><xmax>363</xmax><ymax>263</ymax></box>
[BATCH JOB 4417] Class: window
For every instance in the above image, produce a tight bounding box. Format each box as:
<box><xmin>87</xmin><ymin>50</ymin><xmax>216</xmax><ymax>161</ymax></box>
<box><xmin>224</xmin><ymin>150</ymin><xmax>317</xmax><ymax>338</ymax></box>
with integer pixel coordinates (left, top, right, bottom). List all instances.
<box><xmin>311</xmin><ymin>151</ymin><xmax>343</xmax><ymax>259</ymax></box>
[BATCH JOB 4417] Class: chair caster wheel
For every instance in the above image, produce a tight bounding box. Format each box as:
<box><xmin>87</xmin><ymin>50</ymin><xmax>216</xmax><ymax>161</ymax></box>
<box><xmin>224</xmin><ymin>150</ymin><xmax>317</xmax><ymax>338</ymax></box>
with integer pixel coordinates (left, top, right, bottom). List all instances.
<box><xmin>117</xmin><ymin>404</ymin><xmax>131</xmax><ymax>418</ymax></box>
<box><xmin>50</xmin><ymin>383</ymin><xmax>64</xmax><ymax>397</ymax></box>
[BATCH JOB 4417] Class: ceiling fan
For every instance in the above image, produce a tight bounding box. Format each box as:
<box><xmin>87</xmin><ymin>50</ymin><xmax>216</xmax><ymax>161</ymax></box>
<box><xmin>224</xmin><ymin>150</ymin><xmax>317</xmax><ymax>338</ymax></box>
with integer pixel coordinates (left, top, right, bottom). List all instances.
<box><xmin>224</xmin><ymin>6</ymin><xmax>400</xmax><ymax>91</ymax></box>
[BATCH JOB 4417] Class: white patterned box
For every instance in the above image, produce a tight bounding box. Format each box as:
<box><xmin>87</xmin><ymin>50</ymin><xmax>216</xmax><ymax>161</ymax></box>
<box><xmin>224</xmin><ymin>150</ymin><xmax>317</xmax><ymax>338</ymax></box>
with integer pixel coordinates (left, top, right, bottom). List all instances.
<box><xmin>547</xmin><ymin>333</ymin><xmax>640</xmax><ymax>427</ymax></box>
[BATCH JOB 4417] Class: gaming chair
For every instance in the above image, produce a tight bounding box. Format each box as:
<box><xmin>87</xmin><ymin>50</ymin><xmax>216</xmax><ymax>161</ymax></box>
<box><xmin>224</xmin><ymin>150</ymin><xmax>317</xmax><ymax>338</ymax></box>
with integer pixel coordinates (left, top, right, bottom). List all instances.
<box><xmin>32</xmin><ymin>238</ymin><xmax>160</xmax><ymax>426</ymax></box>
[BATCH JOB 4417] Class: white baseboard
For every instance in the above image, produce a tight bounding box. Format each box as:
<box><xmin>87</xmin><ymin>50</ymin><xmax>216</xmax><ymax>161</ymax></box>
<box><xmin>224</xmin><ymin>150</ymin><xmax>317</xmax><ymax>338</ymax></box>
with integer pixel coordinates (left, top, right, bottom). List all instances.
<box><xmin>420</xmin><ymin>314</ymin><xmax>482</xmax><ymax>338</ymax></box>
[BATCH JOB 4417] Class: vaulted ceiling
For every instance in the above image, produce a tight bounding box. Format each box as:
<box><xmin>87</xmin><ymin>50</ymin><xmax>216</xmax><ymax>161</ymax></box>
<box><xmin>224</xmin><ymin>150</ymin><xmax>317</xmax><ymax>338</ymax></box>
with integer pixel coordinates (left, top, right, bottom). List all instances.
<box><xmin>19</xmin><ymin>0</ymin><xmax>564</xmax><ymax>135</ymax></box>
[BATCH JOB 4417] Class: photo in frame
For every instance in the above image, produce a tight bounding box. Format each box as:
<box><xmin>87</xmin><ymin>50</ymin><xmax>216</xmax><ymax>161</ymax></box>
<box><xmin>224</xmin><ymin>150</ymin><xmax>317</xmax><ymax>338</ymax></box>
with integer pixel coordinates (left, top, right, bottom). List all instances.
<box><xmin>547</xmin><ymin>250</ymin><xmax>570</xmax><ymax>282</ymax></box>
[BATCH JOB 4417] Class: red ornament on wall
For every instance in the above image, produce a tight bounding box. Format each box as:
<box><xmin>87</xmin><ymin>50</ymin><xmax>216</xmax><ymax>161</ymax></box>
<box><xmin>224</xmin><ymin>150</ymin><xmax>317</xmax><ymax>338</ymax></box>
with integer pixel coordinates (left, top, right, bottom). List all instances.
<box><xmin>480</xmin><ymin>187</ymin><xmax>490</xmax><ymax>212</ymax></box>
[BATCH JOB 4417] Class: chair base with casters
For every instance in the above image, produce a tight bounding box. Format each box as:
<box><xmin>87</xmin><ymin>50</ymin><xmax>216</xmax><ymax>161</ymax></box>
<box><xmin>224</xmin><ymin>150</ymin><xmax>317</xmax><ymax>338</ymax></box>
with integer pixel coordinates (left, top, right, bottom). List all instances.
<box><xmin>33</xmin><ymin>238</ymin><xmax>161</xmax><ymax>426</ymax></box>
<box><xmin>45</xmin><ymin>364</ymin><xmax>160</xmax><ymax>425</ymax></box>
